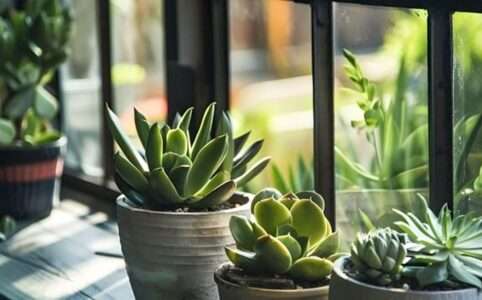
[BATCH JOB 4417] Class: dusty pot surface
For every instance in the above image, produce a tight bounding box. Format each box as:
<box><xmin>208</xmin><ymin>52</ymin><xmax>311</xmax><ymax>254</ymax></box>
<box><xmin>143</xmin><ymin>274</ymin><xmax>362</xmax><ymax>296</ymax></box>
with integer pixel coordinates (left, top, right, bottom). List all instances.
<box><xmin>214</xmin><ymin>263</ymin><xmax>329</xmax><ymax>300</ymax></box>
<box><xmin>0</xmin><ymin>137</ymin><xmax>66</xmax><ymax>219</ymax></box>
<box><xmin>330</xmin><ymin>257</ymin><xmax>482</xmax><ymax>300</ymax></box>
<box><xmin>117</xmin><ymin>192</ymin><xmax>251</xmax><ymax>300</ymax></box>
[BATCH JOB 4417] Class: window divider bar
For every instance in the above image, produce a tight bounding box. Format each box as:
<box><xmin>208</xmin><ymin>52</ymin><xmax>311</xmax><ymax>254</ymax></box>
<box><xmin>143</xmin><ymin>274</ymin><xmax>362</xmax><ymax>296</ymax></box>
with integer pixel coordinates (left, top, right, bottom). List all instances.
<box><xmin>312</xmin><ymin>0</ymin><xmax>336</xmax><ymax>226</ymax></box>
<box><xmin>96</xmin><ymin>0</ymin><xmax>115</xmax><ymax>183</ymax></box>
<box><xmin>428</xmin><ymin>8</ymin><xmax>454</xmax><ymax>212</ymax></box>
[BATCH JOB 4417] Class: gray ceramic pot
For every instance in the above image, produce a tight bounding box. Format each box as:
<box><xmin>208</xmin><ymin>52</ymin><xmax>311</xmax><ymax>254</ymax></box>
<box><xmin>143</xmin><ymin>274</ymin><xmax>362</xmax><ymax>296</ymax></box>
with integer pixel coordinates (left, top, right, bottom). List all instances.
<box><xmin>214</xmin><ymin>263</ymin><xmax>329</xmax><ymax>300</ymax></box>
<box><xmin>117</xmin><ymin>192</ymin><xmax>251</xmax><ymax>300</ymax></box>
<box><xmin>330</xmin><ymin>257</ymin><xmax>482</xmax><ymax>300</ymax></box>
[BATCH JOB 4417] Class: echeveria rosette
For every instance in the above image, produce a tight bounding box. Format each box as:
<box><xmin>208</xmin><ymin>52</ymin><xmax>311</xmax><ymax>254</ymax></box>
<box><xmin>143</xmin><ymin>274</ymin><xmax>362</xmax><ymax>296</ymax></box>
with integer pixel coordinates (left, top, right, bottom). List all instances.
<box><xmin>107</xmin><ymin>102</ymin><xmax>271</xmax><ymax>210</ymax></box>
<box><xmin>226</xmin><ymin>188</ymin><xmax>343</xmax><ymax>282</ymax></box>
<box><xmin>394</xmin><ymin>195</ymin><xmax>482</xmax><ymax>289</ymax></box>
<box><xmin>350</xmin><ymin>228</ymin><xmax>407</xmax><ymax>286</ymax></box>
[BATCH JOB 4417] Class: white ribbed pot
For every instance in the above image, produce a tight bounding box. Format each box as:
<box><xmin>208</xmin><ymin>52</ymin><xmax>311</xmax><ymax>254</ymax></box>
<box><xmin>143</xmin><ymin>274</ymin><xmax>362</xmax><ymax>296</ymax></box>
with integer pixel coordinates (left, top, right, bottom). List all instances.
<box><xmin>117</xmin><ymin>192</ymin><xmax>251</xmax><ymax>300</ymax></box>
<box><xmin>214</xmin><ymin>263</ymin><xmax>329</xmax><ymax>300</ymax></box>
<box><xmin>330</xmin><ymin>257</ymin><xmax>482</xmax><ymax>300</ymax></box>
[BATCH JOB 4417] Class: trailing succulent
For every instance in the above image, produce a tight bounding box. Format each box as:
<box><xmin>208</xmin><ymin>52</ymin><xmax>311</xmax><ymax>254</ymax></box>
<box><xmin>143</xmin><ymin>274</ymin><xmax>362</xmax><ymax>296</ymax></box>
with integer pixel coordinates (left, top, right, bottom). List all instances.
<box><xmin>226</xmin><ymin>188</ymin><xmax>343</xmax><ymax>283</ymax></box>
<box><xmin>395</xmin><ymin>196</ymin><xmax>482</xmax><ymax>289</ymax></box>
<box><xmin>350</xmin><ymin>228</ymin><xmax>407</xmax><ymax>286</ymax></box>
<box><xmin>106</xmin><ymin>102</ymin><xmax>270</xmax><ymax>210</ymax></box>
<box><xmin>0</xmin><ymin>0</ymin><xmax>72</xmax><ymax>145</ymax></box>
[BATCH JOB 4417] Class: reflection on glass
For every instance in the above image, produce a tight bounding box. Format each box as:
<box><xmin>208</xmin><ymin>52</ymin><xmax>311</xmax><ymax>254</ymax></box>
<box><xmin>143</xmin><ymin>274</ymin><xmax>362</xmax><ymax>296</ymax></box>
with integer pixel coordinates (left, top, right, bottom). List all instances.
<box><xmin>62</xmin><ymin>0</ymin><xmax>103</xmax><ymax>176</ymax></box>
<box><xmin>111</xmin><ymin>0</ymin><xmax>166</xmax><ymax>147</ymax></box>
<box><xmin>334</xmin><ymin>5</ymin><xmax>428</xmax><ymax>245</ymax></box>
<box><xmin>230</xmin><ymin>0</ymin><xmax>313</xmax><ymax>192</ymax></box>
<box><xmin>453</xmin><ymin>13</ymin><xmax>482</xmax><ymax>216</ymax></box>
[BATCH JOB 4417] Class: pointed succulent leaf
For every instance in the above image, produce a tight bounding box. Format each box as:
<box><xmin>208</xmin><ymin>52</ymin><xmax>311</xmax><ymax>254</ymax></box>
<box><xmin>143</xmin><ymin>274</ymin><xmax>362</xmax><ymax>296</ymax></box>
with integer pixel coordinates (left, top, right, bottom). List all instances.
<box><xmin>225</xmin><ymin>247</ymin><xmax>260</xmax><ymax>273</ymax></box>
<box><xmin>254</xmin><ymin>235</ymin><xmax>292</xmax><ymax>274</ymax></box>
<box><xmin>106</xmin><ymin>105</ymin><xmax>148</xmax><ymax>172</ymax></box>
<box><xmin>278</xmin><ymin>234</ymin><xmax>302</xmax><ymax>261</ymax></box>
<box><xmin>233</xmin><ymin>139</ymin><xmax>263</xmax><ymax>170</ymax></box>
<box><xmin>251</xmin><ymin>187</ymin><xmax>282</xmax><ymax>213</ymax></box>
<box><xmin>234</xmin><ymin>157</ymin><xmax>271</xmax><ymax>187</ymax></box>
<box><xmin>271</xmin><ymin>164</ymin><xmax>290</xmax><ymax>194</ymax></box>
<box><xmin>191</xmin><ymin>102</ymin><xmax>216</xmax><ymax>159</ymax></box>
<box><xmin>448</xmin><ymin>255</ymin><xmax>482</xmax><ymax>288</ymax></box>
<box><xmin>189</xmin><ymin>180</ymin><xmax>236</xmax><ymax>208</ymax></box>
<box><xmin>234</xmin><ymin>131</ymin><xmax>250</xmax><ymax>156</ymax></box>
<box><xmin>114</xmin><ymin>172</ymin><xmax>145</xmax><ymax>207</ymax></box>
<box><xmin>177</xmin><ymin>107</ymin><xmax>193</xmax><ymax>133</ymax></box>
<box><xmin>230</xmin><ymin>216</ymin><xmax>256</xmax><ymax>251</ymax></box>
<box><xmin>149</xmin><ymin>167</ymin><xmax>184</xmax><ymax>204</ymax></box>
<box><xmin>291</xmin><ymin>199</ymin><xmax>327</xmax><ymax>246</ymax></box>
<box><xmin>162</xmin><ymin>152</ymin><xmax>192</xmax><ymax>172</ymax></box>
<box><xmin>310</xmin><ymin>232</ymin><xmax>340</xmax><ymax>258</ymax></box>
<box><xmin>289</xmin><ymin>257</ymin><xmax>333</xmax><ymax>282</ymax></box>
<box><xmin>5</xmin><ymin>87</ymin><xmax>35</xmax><ymax>119</ymax></box>
<box><xmin>194</xmin><ymin>171</ymin><xmax>230</xmax><ymax>198</ymax></box>
<box><xmin>134</xmin><ymin>108</ymin><xmax>150</xmax><ymax>148</ymax></box>
<box><xmin>114</xmin><ymin>153</ymin><xmax>149</xmax><ymax>193</ymax></box>
<box><xmin>254</xmin><ymin>197</ymin><xmax>291</xmax><ymax>235</ymax></box>
<box><xmin>416</xmin><ymin>261</ymin><xmax>448</xmax><ymax>287</ymax></box>
<box><xmin>0</xmin><ymin>118</ymin><xmax>15</xmax><ymax>145</ymax></box>
<box><xmin>172</xmin><ymin>112</ymin><xmax>181</xmax><ymax>128</ymax></box>
<box><xmin>166</xmin><ymin>128</ymin><xmax>188</xmax><ymax>155</ymax></box>
<box><xmin>185</xmin><ymin>134</ymin><xmax>228</xmax><ymax>195</ymax></box>
<box><xmin>169</xmin><ymin>165</ymin><xmax>190</xmax><ymax>194</ymax></box>
<box><xmin>146</xmin><ymin>123</ymin><xmax>163</xmax><ymax>170</ymax></box>
<box><xmin>295</xmin><ymin>191</ymin><xmax>325</xmax><ymax>211</ymax></box>
<box><xmin>216</xmin><ymin>112</ymin><xmax>234</xmax><ymax>173</ymax></box>
<box><xmin>34</xmin><ymin>86</ymin><xmax>58</xmax><ymax>119</ymax></box>
<box><xmin>251</xmin><ymin>221</ymin><xmax>268</xmax><ymax>239</ymax></box>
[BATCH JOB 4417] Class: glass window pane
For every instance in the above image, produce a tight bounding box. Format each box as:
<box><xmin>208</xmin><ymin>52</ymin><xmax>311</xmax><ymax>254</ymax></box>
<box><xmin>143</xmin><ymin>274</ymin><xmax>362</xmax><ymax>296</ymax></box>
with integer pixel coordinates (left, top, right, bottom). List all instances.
<box><xmin>230</xmin><ymin>0</ymin><xmax>313</xmax><ymax>193</ymax></box>
<box><xmin>334</xmin><ymin>5</ymin><xmax>429</xmax><ymax>244</ymax></box>
<box><xmin>111</xmin><ymin>0</ymin><xmax>166</xmax><ymax>148</ymax></box>
<box><xmin>453</xmin><ymin>12</ymin><xmax>482</xmax><ymax>216</ymax></box>
<box><xmin>62</xmin><ymin>0</ymin><xmax>103</xmax><ymax>177</ymax></box>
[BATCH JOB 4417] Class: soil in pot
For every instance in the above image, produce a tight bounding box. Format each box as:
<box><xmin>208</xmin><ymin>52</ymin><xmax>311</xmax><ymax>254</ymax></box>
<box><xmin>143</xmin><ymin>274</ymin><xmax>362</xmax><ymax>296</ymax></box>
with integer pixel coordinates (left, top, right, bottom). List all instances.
<box><xmin>214</xmin><ymin>263</ymin><xmax>330</xmax><ymax>300</ymax></box>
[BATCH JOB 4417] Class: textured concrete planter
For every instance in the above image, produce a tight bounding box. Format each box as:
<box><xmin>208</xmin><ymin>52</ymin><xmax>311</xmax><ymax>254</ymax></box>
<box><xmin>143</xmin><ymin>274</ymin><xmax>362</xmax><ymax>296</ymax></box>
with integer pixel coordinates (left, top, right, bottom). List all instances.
<box><xmin>0</xmin><ymin>137</ymin><xmax>66</xmax><ymax>219</ymax></box>
<box><xmin>117</xmin><ymin>192</ymin><xmax>251</xmax><ymax>300</ymax></box>
<box><xmin>330</xmin><ymin>257</ymin><xmax>482</xmax><ymax>300</ymax></box>
<box><xmin>214</xmin><ymin>263</ymin><xmax>329</xmax><ymax>300</ymax></box>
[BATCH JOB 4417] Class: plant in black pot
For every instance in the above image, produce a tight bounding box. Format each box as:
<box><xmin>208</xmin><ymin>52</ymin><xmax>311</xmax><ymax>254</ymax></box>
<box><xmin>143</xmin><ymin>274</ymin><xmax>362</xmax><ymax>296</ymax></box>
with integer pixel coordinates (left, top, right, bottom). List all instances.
<box><xmin>0</xmin><ymin>0</ymin><xmax>72</xmax><ymax>219</ymax></box>
<box><xmin>214</xmin><ymin>188</ymin><xmax>343</xmax><ymax>300</ymax></box>
<box><xmin>106</xmin><ymin>102</ymin><xmax>270</xmax><ymax>300</ymax></box>
<box><xmin>330</xmin><ymin>196</ymin><xmax>482</xmax><ymax>300</ymax></box>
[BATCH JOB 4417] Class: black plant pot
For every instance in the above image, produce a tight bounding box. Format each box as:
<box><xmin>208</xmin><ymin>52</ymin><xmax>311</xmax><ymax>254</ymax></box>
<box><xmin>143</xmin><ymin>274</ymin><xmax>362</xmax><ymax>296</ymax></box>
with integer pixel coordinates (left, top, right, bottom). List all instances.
<box><xmin>0</xmin><ymin>137</ymin><xmax>66</xmax><ymax>220</ymax></box>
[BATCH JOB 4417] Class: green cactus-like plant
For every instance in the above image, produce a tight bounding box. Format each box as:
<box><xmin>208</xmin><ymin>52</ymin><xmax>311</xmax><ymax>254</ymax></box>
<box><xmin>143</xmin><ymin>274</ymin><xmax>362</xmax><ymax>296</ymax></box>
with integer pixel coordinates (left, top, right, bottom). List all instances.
<box><xmin>350</xmin><ymin>228</ymin><xmax>407</xmax><ymax>286</ymax></box>
<box><xmin>0</xmin><ymin>215</ymin><xmax>15</xmax><ymax>242</ymax></box>
<box><xmin>395</xmin><ymin>196</ymin><xmax>482</xmax><ymax>288</ymax></box>
<box><xmin>226</xmin><ymin>188</ymin><xmax>343</xmax><ymax>283</ymax></box>
<box><xmin>107</xmin><ymin>102</ymin><xmax>270</xmax><ymax>210</ymax></box>
<box><xmin>0</xmin><ymin>0</ymin><xmax>72</xmax><ymax>145</ymax></box>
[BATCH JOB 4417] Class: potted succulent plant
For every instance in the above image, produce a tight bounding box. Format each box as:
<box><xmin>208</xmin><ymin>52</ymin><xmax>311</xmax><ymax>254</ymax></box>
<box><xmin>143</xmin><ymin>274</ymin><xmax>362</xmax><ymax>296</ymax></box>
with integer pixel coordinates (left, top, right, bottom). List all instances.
<box><xmin>106</xmin><ymin>102</ymin><xmax>270</xmax><ymax>300</ymax></box>
<box><xmin>214</xmin><ymin>188</ymin><xmax>344</xmax><ymax>300</ymax></box>
<box><xmin>0</xmin><ymin>0</ymin><xmax>72</xmax><ymax>219</ymax></box>
<box><xmin>330</xmin><ymin>196</ymin><xmax>482</xmax><ymax>300</ymax></box>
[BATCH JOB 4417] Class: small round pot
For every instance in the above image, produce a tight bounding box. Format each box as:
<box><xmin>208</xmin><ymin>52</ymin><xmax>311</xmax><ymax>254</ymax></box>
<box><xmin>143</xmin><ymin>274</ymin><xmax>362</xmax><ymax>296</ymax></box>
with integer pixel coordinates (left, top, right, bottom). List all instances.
<box><xmin>0</xmin><ymin>137</ymin><xmax>66</xmax><ymax>219</ymax></box>
<box><xmin>330</xmin><ymin>257</ymin><xmax>482</xmax><ymax>300</ymax></box>
<box><xmin>117</xmin><ymin>192</ymin><xmax>252</xmax><ymax>300</ymax></box>
<box><xmin>214</xmin><ymin>263</ymin><xmax>329</xmax><ymax>300</ymax></box>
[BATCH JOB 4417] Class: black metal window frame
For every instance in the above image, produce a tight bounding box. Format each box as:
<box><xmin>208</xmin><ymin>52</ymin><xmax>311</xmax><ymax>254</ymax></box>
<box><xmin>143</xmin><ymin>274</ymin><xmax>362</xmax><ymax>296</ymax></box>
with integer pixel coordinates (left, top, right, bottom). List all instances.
<box><xmin>61</xmin><ymin>0</ymin><xmax>482</xmax><ymax>226</ymax></box>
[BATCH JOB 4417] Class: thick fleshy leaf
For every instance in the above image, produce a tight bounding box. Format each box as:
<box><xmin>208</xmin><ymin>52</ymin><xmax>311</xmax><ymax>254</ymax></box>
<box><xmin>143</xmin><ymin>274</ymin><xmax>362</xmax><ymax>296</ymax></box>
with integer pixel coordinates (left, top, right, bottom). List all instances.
<box><xmin>416</xmin><ymin>261</ymin><xmax>448</xmax><ymax>287</ymax></box>
<box><xmin>234</xmin><ymin>157</ymin><xmax>271</xmax><ymax>187</ymax></box>
<box><xmin>34</xmin><ymin>87</ymin><xmax>58</xmax><ymax>119</ymax></box>
<box><xmin>291</xmin><ymin>199</ymin><xmax>327</xmax><ymax>245</ymax></box>
<box><xmin>114</xmin><ymin>172</ymin><xmax>145</xmax><ymax>207</ymax></box>
<box><xmin>271</xmin><ymin>164</ymin><xmax>290</xmax><ymax>194</ymax></box>
<box><xmin>146</xmin><ymin>123</ymin><xmax>163</xmax><ymax>170</ymax></box>
<box><xmin>296</xmin><ymin>191</ymin><xmax>325</xmax><ymax>211</ymax></box>
<box><xmin>233</xmin><ymin>131</ymin><xmax>250</xmax><ymax>156</ymax></box>
<box><xmin>193</xmin><ymin>171</ymin><xmax>229</xmax><ymax>198</ymax></box>
<box><xmin>177</xmin><ymin>107</ymin><xmax>193</xmax><ymax>133</ymax></box>
<box><xmin>254</xmin><ymin>197</ymin><xmax>291</xmax><ymax>235</ymax></box>
<box><xmin>106</xmin><ymin>105</ymin><xmax>148</xmax><ymax>172</ymax></box>
<box><xmin>225</xmin><ymin>247</ymin><xmax>259</xmax><ymax>273</ymax></box>
<box><xmin>191</xmin><ymin>102</ymin><xmax>215</xmax><ymax>159</ymax></box>
<box><xmin>251</xmin><ymin>187</ymin><xmax>282</xmax><ymax>213</ymax></box>
<box><xmin>149</xmin><ymin>167</ymin><xmax>184</xmax><ymax>204</ymax></box>
<box><xmin>166</xmin><ymin>128</ymin><xmax>188</xmax><ymax>155</ymax></box>
<box><xmin>5</xmin><ymin>87</ymin><xmax>35</xmax><ymax>119</ymax></box>
<box><xmin>289</xmin><ymin>257</ymin><xmax>333</xmax><ymax>282</ymax></box>
<box><xmin>230</xmin><ymin>215</ymin><xmax>256</xmax><ymax>251</ymax></box>
<box><xmin>189</xmin><ymin>180</ymin><xmax>235</xmax><ymax>208</ymax></box>
<box><xmin>279</xmin><ymin>193</ymin><xmax>298</xmax><ymax>210</ymax></box>
<box><xmin>310</xmin><ymin>232</ymin><xmax>340</xmax><ymax>258</ymax></box>
<box><xmin>134</xmin><ymin>108</ymin><xmax>150</xmax><ymax>148</ymax></box>
<box><xmin>114</xmin><ymin>153</ymin><xmax>149</xmax><ymax>193</ymax></box>
<box><xmin>169</xmin><ymin>165</ymin><xmax>190</xmax><ymax>193</ymax></box>
<box><xmin>254</xmin><ymin>236</ymin><xmax>292</xmax><ymax>274</ymax></box>
<box><xmin>278</xmin><ymin>234</ymin><xmax>302</xmax><ymax>261</ymax></box>
<box><xmin>0</xmin><ymin>118</ymin><xmax>15</xmax><ymax>145</ymax></box>
<box><xmin>448</xmin><ymin>255</ymin><xmax>482</xmax><ymax>288</ymax></box>
<box><xmin>162</xmin><ymin>152</ymin><xmax>192</xmax><ymax>172</ymax></box>
<box><xmin>233</xmin><ymin>140</ymin><xmax>263</xmax><ymax>170</ymax></box>
<box><xmin>184</xmin><ymin>135</ymin><xmax>228</xmax><ymax>195</ymax></box>
<box><xmin>216</xmin><ymin>112</ymin><xmax>234</xmax><ymax>173</ymax></box>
